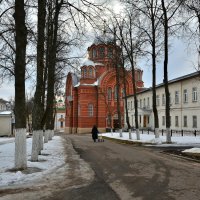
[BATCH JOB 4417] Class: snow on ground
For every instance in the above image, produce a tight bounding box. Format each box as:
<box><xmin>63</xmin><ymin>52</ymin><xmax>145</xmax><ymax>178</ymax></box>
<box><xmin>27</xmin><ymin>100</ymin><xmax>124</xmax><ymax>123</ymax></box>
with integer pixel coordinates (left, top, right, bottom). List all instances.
<box><xmin>182</xmin><ymin>148</ymin><xmax>200</xmax><ymax>154</ymax></box>
<box><xmin>101</xmin><ymin>131</ymin><xmax>200</xmax><ymax>150</ymax></box>
<box><xmin>0</xmin><ymin>131</ymin><xmax>200</xmax><ymax>189</ymax></box>
<box><xmin>0</xmin><ymin>136</ymin><xmax>65</xmax><ymax>188</ymax></box>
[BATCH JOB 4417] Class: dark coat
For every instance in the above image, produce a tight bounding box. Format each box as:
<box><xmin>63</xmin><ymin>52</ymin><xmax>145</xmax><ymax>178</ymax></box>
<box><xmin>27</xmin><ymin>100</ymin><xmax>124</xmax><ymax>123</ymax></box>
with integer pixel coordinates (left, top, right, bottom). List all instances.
<box><xmin>91</xmin><ymin>126</ymin><xmax>98</xmax><ymax>140</ymax></box>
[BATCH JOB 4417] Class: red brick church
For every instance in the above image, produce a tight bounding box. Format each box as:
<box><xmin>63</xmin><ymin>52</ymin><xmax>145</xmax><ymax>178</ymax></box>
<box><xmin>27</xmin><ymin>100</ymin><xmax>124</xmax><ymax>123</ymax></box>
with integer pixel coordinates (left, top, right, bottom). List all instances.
<box><xmin>65</xmin><ymin>36</ymin><xmax>144</xmax><ymax>133</ymax></box>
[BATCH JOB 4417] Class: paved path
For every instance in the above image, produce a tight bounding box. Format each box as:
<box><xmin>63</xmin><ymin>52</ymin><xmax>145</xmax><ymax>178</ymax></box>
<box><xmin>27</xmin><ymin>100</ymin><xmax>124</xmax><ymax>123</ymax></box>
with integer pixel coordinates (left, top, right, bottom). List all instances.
<box><xmin>50</xmin><ymin>134</ymin><xmax>200</xmax><ymax>200</ymax></box>
<box><xmin>1</xmin><ymin>134</ymin><xmax>200</xmax><ymax>200</ymax></box>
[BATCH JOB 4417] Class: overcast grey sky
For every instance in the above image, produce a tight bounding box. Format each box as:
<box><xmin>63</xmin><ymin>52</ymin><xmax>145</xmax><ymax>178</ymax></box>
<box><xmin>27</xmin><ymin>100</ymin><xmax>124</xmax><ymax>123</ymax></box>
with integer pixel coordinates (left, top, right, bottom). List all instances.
<box><xmin>0</xmin><ymin>0</ymin><xmax>198</xmax><ymax>101</ymax></box>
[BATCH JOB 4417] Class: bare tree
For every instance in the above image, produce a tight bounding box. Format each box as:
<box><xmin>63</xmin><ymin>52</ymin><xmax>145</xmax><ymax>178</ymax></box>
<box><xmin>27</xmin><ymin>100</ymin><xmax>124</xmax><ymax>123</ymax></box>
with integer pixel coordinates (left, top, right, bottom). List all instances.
<box><xmin>115</xmin><ymin>10</ymin><xmax>145</xmax><ymax>140</ymax></box>
<box><xmin>31</xmin><ymin>0</ymin><xmax>47</xmax><ymax>162</ymax></box>
<box><xmin>13</xmin><ymin>0</ymin><xmax>27</xmax><ymax>169</ymax></box>
<box><xmin>121</xmin><ymin>0</ymin><xmax>163</xmax><ymax>138</ymax></box>
<box><xmin>160</xmin><ymin>0</ymin><xmax>183</xmax><ymax>143</ymax></box>
<box><xmin>180</xmin><ymin>0</ymin><xmax>200</xmax><ymax>70</ymax></box>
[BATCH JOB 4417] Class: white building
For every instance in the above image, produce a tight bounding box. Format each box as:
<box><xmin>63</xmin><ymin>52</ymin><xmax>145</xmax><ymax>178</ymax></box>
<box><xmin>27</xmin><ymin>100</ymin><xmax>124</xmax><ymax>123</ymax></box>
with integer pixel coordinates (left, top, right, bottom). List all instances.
<box><xmin>125</xmin><ymin>71</ymin><xmax>200</xmax><ymax>131</ymax></box>
<box><xmin>54</xmin><ymin>95</ymin><xmax>65</xmax><ymax>132</ymax></box>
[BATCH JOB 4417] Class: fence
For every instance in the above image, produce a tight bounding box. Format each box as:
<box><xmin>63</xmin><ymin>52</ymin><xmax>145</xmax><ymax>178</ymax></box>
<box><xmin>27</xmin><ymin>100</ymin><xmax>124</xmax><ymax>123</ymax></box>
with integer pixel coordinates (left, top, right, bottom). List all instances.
<box><xmin>139</xmin><ymin>129</ymin><xmax>200</xmax><ymax>137</ymax></box>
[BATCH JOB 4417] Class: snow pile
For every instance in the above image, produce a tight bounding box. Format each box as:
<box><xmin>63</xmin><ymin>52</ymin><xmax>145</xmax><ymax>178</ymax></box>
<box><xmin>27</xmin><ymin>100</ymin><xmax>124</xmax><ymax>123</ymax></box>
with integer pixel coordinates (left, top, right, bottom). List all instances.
<box><xmin>182</xmin><ymin>148</ymin><xmax>200</xmax><ymax>154</ymax></box>
<box><xmin>102</xmin><ymin>131</ymin><xmax>200</xmax><ymax>154</ymax></box>
<box><xmin>0</xmin><ymin>136</ymin><xmax>65</xmax><ymax>187</ymax></box>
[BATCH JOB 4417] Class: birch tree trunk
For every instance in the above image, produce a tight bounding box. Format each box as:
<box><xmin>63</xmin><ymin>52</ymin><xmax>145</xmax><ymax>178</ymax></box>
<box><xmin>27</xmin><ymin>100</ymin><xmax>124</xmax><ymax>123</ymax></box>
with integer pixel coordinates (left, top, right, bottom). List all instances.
<box><xmin>15</xmin><ymin>129</ymin><xmax>27</xmax><ymax>169</ymax></box>
<box><xmin>31</xmin><ymin>0</ymin><xmax>46</xmax><ymax>161</ymax></box>
<box><xmin>14</xmin><ymin>0</ymin><xmax>27</xmax><ymax>169</ymax></box>
<box><xmin>31</xmin><ymin>130</ymin><xmax>40</xmax><ymax>161</ymax></box>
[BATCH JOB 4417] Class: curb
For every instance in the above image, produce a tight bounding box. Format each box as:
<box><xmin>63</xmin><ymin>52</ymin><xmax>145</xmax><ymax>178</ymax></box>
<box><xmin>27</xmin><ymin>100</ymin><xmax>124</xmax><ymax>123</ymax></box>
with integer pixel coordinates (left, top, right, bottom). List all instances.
<box><xmin>102</xmin><ymin>136</ymin><xmax>152</xmax><ymax>146</ymax></box>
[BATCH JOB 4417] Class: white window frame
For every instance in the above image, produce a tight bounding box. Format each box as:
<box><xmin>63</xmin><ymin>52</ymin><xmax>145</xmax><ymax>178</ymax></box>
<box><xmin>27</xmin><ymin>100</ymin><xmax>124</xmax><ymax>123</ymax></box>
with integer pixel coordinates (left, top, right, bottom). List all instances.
<box><xmin>192</xmin><ymin>87</ymin><xmax>198</xmax><ymax>102</ymax></box>
<box><xmin>162</xmin><ymin>116</ymin><xmax>165</xmax><ymax>126</ymax></box>
<box><xmin>183</xmin><ymin>89</ymin><xmax>188</xmax><ymax>103</ymax></box>
<box><xmin>183</xmin><ymin>116</ymin><xmax>187</xmax><ymax>127</ymax></box>
<box><xmin>88</xmin><ymin>104</ymin><xmax>93</xmax><ymax>117</ymax></box>
<box><xmin>162</xmin><ymin>94</ymin><xmax>165</xmax><ymax>106</ymax></box>
<box><xmin>156</xmin><ymin>95</ymin><xmax>160</xmax><ymax>106</ymax></box>
<box><xmin>175</xmin><ymin>91</ymin><xmax>179</xmax><ymax>104</ymax></box>
<box><xmin>193</xmin><ymin>115</ymin><xmax>197</xmax><ymax>128</ymax></box>
<box><xmin>175</xmin><ymin>116</ymin><xmax>179</xmax><ymax>127</ymax></box>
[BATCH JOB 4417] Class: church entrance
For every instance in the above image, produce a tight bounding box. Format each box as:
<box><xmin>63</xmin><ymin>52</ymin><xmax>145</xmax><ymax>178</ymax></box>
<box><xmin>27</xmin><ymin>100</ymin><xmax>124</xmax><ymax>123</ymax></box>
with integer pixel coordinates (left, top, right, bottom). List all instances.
<box><xmin>143</xmin><ymin>115</ymin><xmax>147</xmax><ymax>128</ymax></box>
<box><xmin>113</xmin><ymin>119</ymin><xmax>119</xmax><ymax>129</ymax></box>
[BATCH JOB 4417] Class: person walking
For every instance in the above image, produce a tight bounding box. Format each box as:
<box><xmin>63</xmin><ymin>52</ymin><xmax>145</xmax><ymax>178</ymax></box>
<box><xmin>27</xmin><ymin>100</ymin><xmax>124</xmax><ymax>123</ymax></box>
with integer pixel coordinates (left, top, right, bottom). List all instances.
<box><xmin>91</xmin><ymin>125</ymin><xmax>98</xmax><ymax>142</ymax></box>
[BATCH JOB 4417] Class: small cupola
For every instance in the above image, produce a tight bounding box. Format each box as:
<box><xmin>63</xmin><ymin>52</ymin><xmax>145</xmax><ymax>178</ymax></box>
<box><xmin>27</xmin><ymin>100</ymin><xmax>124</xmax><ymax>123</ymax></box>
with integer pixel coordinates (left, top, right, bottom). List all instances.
<box><xmin>81</xmin><ymin>58</ymin><xmax>96</xmax><ymax>79</ymax></box>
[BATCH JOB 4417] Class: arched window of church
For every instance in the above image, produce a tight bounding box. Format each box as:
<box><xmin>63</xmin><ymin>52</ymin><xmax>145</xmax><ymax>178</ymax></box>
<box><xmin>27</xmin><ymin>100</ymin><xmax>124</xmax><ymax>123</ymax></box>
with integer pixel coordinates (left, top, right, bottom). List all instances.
<box><xmin>107</xmin><ymin>114</ymin><xmax>111</xmax><ymax>127</ymax></box>
<box><xmin>69</xmin><ymin>85</ymin><xmax>72</xmax><ymax>96</ymax></box>
<box><xmin>107</xmin><ymin>87</ymin><xmax>112</xmax><ymax>100</ymax></box>
<box><xmin>108</xmin><ymin>47</ymin><xmax>113</xmax><ymax>58</ymax></box>
<box><xmin>92</xmin><ymin>48</ymin><xmax>97</xmax><ymax>58</ymax></box>
<box><xmin>114</xmin><ymin>85</ymin><xmax>118</xmax><ymax>100</ymax></box>
<box><xmin>122</xmin><ymin>88</ymin><xmax>125</xmax><ymax>97</ymax></box>
<box><xmin>83</xmin><ymin>68</ymin><xmax>87</xmax><ymax>78</ymax></box>
<box><xmin>99</xmin><ymin>47</ymin><xmax>105</xmax><ymax>58</ymax></box>
<box><xmin>88</xmin><ymin>104</ymin><xmax>93</xmax><ymax>116</ymax></box>
<box><xmin>89</xmin><ymin>68</ymin><xmax>93</xmax><ymax>78</ymax></box>
<box><xmin>78</xmin><ymin>104</ymin><xmax>80</xmax><ymax>116</ymax></box>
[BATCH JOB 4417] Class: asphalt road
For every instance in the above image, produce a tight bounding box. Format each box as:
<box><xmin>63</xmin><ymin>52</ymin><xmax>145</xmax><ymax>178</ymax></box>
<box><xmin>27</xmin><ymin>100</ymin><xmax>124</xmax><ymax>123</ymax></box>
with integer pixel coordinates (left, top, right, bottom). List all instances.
<box><xmin>48</xmin><ymin>134</ymin><xmax>200</xmax><ymax>200</ymax></box>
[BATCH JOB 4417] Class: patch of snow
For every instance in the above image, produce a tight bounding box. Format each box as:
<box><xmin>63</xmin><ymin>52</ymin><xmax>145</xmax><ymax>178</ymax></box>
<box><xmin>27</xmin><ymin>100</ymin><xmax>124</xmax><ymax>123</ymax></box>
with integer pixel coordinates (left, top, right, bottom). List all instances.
<box><xmin>102</xmin><ymin>131</ymin><xmax>200</xmax><ymax>151</ymax></box>
<box><xmin>0</xmin><ymin>136</ymin><xmax>65</xmax><ymax>187</ymax></box>
<box><xmin>82</xmin><ymin>58</ymin><xmax>95</xmax><ymax>66</ymax></box>
<box><xmin>0</xmin><ymin>111</ymin><xmax>12</xmax><ymax>115</ymax></box>
<box><xmin>182</xmin><ymin>148</ymin><xmax>200</xmax><ymax>154</ymax></box>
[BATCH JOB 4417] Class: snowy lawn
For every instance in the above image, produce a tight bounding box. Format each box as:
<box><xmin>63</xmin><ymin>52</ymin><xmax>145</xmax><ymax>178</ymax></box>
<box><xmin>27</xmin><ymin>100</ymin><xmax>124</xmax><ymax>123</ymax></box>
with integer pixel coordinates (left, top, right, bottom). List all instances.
<box><xmin>1</xmin><ymin>132</ymin><xmax>200</xmax><ymax>189</ymax></box>
<box><xmin>0</xmin><ymin>136</ymin><xmax>65</xmax><ymax>188</ymax></box>
<box><xmin>101</xmin><ymin>131</ymin><xmax>200</xmax><ymax>152</ymax></box>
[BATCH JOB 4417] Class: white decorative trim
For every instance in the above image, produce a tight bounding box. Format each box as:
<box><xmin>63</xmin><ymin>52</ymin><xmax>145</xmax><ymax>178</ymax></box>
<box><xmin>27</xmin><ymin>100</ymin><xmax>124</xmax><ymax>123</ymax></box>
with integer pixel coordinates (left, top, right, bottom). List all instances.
<box><xmin>129</xmin><ymin>129</ymin><xmax>132</xmax><ymax>139</ymax></box>
<box><xmin>136</xmin><ymin>129</ymin><xmax>140</xmax><ymax>140</ymax></box>
<box><xmin>31</xmin><ymin>130</ymin><xmax>40</xmax><ymax>161</ymax></box>
<box><xmin>15</xmin><ymin>128</ymin><xmax>27</xmax><ymax>169</ymax></box>
<box><xmin>155</xmin><ymin>128</ymin><xmax>159</xmax><ymax>138</ymax></box>
<box><xmin>166</xmin><ymin>128</ymin><xmax>172</xmax><ymax>143</ymax></box>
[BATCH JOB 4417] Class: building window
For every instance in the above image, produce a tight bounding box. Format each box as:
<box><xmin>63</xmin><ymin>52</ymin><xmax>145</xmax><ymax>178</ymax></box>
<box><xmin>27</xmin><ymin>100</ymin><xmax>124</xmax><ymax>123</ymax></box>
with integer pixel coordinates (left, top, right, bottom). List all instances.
<box><xmin>140</xmin><ymin>99</ymin><xmax>142</xmax><ymax>108</ymax></box>
<box><xmin>175</xmin><ymin>91</ymin><xmax>179</xmax><ymax>104</ymax></box>
<box><xmin>156</xmin><ymin>95</ymin><xmax>160</xmax><ymax>106</ymax></box>
<box><xmin>107</xmin><ymin>88</ymin><xmax>112</xmax><ymax>100</ymax></box>
<box><xmin>83</xmin><ymin>68</ymin><xmax>87</xmax><ymax>78</ymax></box>
<box><xmin>114</xmin><ymin>86</ymin><xmax>118</xmax><ymax>100</ymax></box>
<box><xmin>162</xmin><ymin>116</ymin><xmax>165</xmax><ymax>126</ymax></box>
<box><xmin>162</xmin><ymin>94</ymin><xmax>165</xmax><ymax>106</ymax></box>
<box><xmin>88</xmin><ymin>104</ymin><xmax>93</xmax><ymax>117</ymax></box>
<box><xmin>131</xmin><ymin>101</ymin><xmax>133</xmax><ymax>110</ymax></box>
<box><xmin>143</xmin><ymin>98</ymin><xmax>146</xmax><ymax>108</ymax></box>
<box><xmin>99</xmin><ymin>47</ymin><xmax>105</xmax><ymax>58</ymax></box>
<box><xmin>183</xmin><ymin>89</ymin><xmax>188</xmax><ymax>103</ymax></box>
<box><xmin>122</xmin><ymin>88</ymin><xmax>125</xmax><ymax>98</ymax></box>
<box><xmin>108</xmin><ymin>47</ymin><xmax>113</xmax><ymax>58</ymax></box>
<box><xmin>131</xmin><ymin>115</ymin><xmax>134</xmax><ymax>126</ymax></box>
<box><xmin>175</xmin><ymin>116</ymin><xmax>179</xmax><ymax>127</ymax></box>
<box><xmin>183</xmin><ymin>116</ymin><xmax>187</xmax><ymax>127</ymax></box>
<box><xmin>92</xmin><ymin>48</ymin><xmax>97</xmax><ymax>58</ymax></box>
<box><xmin>128</xmin><ymin>102</ymin><xmax>130</xmax><ymax>110</ymax></box>
<box><xmin>107</xmin><ymin>114</ymin><xmax>111</xmax><ymax>127</ymax></box>
<box><xmin>78</xmin><ymin>104</ymin><xmax>80</xmax><ymax>116</ymax></box>
<box><xmin>192</xmin><ymin>87</ymin><xmax>198</xmax><ymax>102</ymax></box>
<box><xmin>169</xmin><ymin>93</ymin><xmax>172</xmax><ymax>105</ymax></box>
<box><xmin>193</xmin><ymin>115</ymin><xmax>197</xmax><ymax>128</ymax></box>
<box><xmin>89</xmin><ymin>68</ymin><xmax>93</xmax><ymax>77</ymax></box>
<box><xmin>147</xmin><ymin>97</ymin><xmax>150</xmax><ymax>108</ymax></box>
